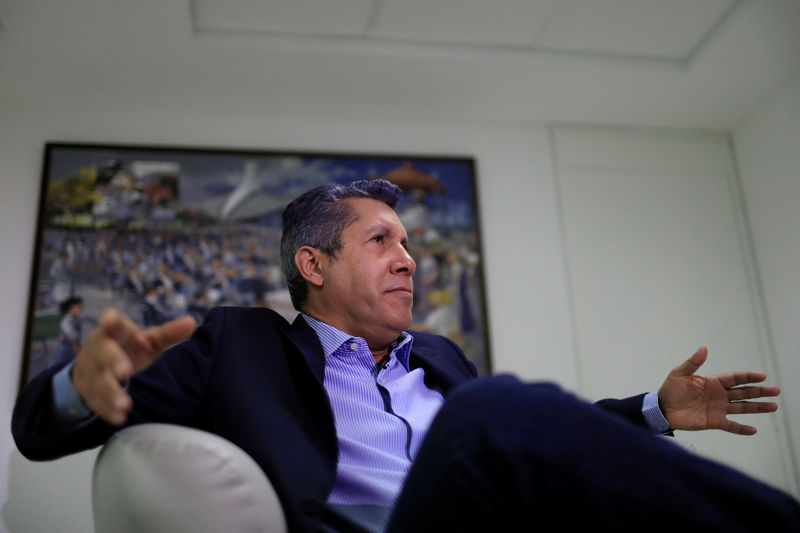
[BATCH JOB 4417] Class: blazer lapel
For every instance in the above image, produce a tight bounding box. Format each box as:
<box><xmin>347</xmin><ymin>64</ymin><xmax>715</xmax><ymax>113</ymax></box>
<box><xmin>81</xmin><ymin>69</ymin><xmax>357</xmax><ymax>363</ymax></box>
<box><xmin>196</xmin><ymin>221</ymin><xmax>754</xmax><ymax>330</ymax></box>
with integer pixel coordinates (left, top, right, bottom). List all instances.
<box><xmin>408</xmin><ymin>336</ymin><xmax>465</xmax><ymax>396</ymax></box>
<box><xmin>409</xmin><ymin>331</ymin><xmax>474</xmax><ymax>396</ymax></box>
<box><xmin>285</xmin><ymin>313</ymin><xmax>327</xmax><ymax>386</ymax></box>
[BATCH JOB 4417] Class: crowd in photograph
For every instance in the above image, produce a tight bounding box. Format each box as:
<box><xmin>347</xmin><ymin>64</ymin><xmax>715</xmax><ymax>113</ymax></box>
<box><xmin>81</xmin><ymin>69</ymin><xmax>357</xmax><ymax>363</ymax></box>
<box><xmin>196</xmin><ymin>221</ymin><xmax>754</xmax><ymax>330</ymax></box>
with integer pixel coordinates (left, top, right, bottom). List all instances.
<box><xmin>39</xmin><ymin>224</ymin><xmax>286</xmax><ymax>328</ymax></box>
<box><xmin>33</xmin><ymin>213</ymin><xmax>487</xmax><ymax>375</ymax></box>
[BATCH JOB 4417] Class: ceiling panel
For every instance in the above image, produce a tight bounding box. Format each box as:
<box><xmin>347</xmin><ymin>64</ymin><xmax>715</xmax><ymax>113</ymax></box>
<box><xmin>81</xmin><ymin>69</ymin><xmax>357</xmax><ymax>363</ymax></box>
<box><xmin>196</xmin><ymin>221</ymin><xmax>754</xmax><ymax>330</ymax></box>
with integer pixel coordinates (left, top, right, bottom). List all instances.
<box><xmin>536</xmin><ymin>0</ymin><xmax>737</xmax><ymax>59</ymax></box>
<box><xmin>192</xmin><ymin>0</ymin><xmax>375</xmax><ymax>36</ymax></box>
<box><xmin>191</xmin><ymin>0</ymin><xmax>741</xmax><ymax>62</ymax></box>
<box><xmin>370</xmin><ymin>0</ymin><xmax>554</xmax><ymax>47</ymax></box>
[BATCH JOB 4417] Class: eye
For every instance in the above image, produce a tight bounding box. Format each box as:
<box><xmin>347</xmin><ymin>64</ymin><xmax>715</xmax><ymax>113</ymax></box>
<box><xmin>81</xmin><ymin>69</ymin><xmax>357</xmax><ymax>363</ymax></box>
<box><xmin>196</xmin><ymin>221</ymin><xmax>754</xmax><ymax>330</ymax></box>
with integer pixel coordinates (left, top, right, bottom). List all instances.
<box><xmin>372</xmin><ymin>235</ymin><xmax>384</xmax><ymax>244</ymax></box>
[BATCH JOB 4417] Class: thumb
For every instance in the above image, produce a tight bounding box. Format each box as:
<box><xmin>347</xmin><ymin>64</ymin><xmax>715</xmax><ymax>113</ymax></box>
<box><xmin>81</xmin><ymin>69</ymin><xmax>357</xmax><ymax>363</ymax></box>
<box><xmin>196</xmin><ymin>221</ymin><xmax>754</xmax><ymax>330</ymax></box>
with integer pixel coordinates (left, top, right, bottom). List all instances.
<box><xmin>671</xmin><ymin>346</ymin><xmax>708</xmax><ymax>377</ymax></box>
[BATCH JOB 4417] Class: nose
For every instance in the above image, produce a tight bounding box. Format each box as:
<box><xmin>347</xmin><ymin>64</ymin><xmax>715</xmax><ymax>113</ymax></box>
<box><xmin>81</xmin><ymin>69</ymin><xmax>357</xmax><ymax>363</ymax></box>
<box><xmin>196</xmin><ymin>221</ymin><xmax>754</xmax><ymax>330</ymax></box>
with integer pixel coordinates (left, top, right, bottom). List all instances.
<box><xmin>392</xmin><ymin>245</ymin><xmax>416</xmax><ymax>276</ymax></box>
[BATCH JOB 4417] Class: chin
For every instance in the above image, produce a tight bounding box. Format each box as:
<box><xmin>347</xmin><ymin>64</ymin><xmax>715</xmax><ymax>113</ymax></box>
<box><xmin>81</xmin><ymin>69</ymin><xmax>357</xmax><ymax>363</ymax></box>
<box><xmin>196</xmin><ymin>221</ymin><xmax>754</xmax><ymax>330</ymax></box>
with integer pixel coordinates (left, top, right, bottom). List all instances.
<box><xmin>384</xmin><ymin>314</ymin><xmax>412</xmax><ymax>334</ymax></box>
<box><xmin>396</xmin><ymin>316</ymin><xmax>413</xmax><ymax>333</ymax></box>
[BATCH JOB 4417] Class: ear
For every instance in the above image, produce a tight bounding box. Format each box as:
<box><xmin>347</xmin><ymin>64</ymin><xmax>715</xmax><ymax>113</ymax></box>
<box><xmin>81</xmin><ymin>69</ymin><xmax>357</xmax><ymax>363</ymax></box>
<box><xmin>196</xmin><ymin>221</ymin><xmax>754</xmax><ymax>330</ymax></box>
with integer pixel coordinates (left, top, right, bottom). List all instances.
<box><xmin>294</xmin><ymin>246</ymin><xmax>325</xmax><ymax>288</ymax></box>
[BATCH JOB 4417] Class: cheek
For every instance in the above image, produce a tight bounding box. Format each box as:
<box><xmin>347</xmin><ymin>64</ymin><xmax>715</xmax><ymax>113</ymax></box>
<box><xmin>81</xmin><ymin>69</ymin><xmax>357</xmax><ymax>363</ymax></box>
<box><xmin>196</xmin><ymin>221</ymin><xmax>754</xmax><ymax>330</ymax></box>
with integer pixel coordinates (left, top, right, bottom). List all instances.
<box><xmin>356</xmin><ymin>264</ymin><xmax>382</xmax><ymax>288</ymax></box>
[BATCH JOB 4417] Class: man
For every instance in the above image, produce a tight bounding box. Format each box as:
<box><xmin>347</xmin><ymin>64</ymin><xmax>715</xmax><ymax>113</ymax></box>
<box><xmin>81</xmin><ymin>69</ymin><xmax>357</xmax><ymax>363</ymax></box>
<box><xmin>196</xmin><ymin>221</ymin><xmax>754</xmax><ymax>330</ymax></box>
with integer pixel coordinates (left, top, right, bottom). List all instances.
<box><xmin>13</xmin><ymin>180</ymin><xmax>799</xmax><ymax>532</ymax></box>
<box><xmin>51</xmin><ymin>296</ymin><xmax>83</xmax><ymax>367</ymax></box>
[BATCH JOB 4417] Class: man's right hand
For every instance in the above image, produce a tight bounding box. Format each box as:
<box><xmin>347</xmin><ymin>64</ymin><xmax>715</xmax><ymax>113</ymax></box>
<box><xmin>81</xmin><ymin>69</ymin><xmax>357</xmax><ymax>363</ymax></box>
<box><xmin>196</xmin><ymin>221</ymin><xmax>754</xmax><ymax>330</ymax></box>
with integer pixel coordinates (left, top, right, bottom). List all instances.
<box><xmin>71</xmin><ymin>308</ymin><xmax>197</xmax><ymax>426</ymax></box>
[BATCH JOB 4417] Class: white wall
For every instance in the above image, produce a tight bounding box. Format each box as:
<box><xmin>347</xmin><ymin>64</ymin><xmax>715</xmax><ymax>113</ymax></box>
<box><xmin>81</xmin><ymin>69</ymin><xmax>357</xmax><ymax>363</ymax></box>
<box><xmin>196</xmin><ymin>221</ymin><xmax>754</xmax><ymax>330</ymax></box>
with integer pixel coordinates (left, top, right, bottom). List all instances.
<box><xmin>733</xmin><ymin>72</ymin><xmax>800</xmax><ymax>492</ymax></box>
<box><xmin>0</xmin><ymin>102</ymin><xmax>577</xmax><ymax>532</ymax></box>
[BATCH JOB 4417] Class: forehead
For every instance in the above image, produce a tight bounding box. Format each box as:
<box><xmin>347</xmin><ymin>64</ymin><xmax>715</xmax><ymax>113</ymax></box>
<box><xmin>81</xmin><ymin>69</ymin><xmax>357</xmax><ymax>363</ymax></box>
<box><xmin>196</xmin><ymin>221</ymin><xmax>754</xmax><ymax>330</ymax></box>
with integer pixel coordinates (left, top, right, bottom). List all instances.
<box><xmin>342</xmin><ymin>197</ymin><xmax>406</xmax><ymax>233</ymax></box>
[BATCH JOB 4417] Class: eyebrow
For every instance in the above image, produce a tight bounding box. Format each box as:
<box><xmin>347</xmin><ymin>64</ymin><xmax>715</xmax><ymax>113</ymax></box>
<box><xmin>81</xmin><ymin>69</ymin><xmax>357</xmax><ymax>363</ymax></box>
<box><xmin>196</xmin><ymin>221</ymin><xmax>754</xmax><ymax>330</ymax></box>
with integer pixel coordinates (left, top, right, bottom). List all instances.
<box><xmin>365</xmin><ymin>223</ymin><xmax>409</xmax><ymax>243</ymax></box>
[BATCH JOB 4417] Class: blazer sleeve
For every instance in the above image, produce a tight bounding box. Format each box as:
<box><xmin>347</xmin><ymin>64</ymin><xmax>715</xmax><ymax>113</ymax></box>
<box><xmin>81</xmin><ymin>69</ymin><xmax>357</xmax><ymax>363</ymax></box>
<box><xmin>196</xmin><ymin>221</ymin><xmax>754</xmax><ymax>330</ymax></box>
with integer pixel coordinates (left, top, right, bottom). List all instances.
<box><xmin>11</xmin><ymin>307</ymin><xmax>229</xmax><ymax>461</ymax></box>
<box><xmin>594</xmin><ymin>394</ymin><xmax>648</xmax><ymax>428</ymax></box>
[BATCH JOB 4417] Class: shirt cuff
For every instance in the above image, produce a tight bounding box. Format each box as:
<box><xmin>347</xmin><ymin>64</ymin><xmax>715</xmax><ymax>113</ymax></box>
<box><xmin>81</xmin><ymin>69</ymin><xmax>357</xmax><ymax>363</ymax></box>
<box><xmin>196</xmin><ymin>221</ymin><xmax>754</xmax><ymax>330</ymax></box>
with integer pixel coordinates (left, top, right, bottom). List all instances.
<box><xmin>642</xmin><ymin>391</ymin><xmax>670</xmax><ymax>434</ymax></box>
<box><xmin>52</xmin><ymin>362</ymin><xmax>92</xmax><ymax>424</ymax></box>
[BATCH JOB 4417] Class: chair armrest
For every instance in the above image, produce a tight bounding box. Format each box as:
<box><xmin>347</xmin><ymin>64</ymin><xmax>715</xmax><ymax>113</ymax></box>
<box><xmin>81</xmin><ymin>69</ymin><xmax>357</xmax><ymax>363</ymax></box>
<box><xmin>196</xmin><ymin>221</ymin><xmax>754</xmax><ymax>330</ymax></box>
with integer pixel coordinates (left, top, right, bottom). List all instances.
<box><xmin>92</xmin><ymin>423</ymin><xmax>287</xmax><ymax>533</ymax></box>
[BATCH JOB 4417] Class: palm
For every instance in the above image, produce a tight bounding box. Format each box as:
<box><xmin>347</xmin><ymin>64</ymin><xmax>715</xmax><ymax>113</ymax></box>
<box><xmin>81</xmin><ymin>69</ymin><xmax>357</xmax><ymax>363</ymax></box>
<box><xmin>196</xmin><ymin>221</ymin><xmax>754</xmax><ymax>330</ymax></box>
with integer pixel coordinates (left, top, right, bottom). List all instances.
<box><xmin>657</xmin><ymin>347</ymin><xmax>779</xmax><ymax>436</ymax></box>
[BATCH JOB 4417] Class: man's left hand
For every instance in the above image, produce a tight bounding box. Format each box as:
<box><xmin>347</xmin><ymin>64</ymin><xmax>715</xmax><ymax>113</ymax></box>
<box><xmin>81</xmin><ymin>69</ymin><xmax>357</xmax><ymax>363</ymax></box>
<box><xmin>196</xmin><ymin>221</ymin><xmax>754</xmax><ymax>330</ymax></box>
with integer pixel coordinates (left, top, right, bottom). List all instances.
<box><xmin>658</xmin><ymin>346</ymin><xmax>779</xmax><ymax>435</ymax></box>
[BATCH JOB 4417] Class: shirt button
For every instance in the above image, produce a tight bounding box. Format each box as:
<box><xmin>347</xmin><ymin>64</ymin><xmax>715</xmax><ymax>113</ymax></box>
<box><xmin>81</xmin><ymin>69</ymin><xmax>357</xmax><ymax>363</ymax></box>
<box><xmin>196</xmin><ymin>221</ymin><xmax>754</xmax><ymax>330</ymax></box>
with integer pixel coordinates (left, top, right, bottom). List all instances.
<box><xmin>382</xmin><ymin>378</ymin><xmax>386</xmax><ymax>384</ymax></box>
<box><xmin>350</xmin><ymin>342</ymin><xmax>358</xmax><ymax>351</ymax></box>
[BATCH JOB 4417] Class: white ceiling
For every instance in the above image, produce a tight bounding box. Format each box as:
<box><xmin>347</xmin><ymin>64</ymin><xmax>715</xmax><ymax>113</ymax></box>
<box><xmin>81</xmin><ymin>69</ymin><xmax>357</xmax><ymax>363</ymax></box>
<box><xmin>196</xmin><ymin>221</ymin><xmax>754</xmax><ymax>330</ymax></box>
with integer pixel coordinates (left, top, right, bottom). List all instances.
<box><xmin>1</xmin><ymin>0</ymin><xmax>799</xmax><ymax>129</ymax></box>
<box><xmin>192</xmin><ymin>0</ymin><xmax>737</xmax><ymax>62</ymax></box>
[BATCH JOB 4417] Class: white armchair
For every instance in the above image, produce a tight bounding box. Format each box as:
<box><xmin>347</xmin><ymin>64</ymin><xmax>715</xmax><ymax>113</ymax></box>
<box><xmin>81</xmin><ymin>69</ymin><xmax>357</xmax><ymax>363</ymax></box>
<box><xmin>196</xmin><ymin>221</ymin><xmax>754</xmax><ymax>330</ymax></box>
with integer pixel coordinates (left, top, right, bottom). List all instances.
<box><xmin>92</xmin><ymin>423</ymin><xmax>287</xmax><ymax>533</ymax></box>
<box><xmin>90</xmin><ymin>423</ymin><xmax>696</xmax><ymax>533</ymax></box>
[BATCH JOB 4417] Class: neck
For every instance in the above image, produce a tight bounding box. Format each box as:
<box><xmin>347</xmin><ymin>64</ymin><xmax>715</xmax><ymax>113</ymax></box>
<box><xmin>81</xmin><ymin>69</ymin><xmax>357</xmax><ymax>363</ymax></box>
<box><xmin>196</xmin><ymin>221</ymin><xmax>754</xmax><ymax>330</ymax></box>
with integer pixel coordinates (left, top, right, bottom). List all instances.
<box><xmin>302</xmin><ymin>306</ymin><xmax>401</xmax><ymax>357</ymax></box>
<box><xmin>302</xmin><ymin>310</ymin><xmax>398</xmax><ymax>361</ymax></box>
<box><xmin>370</xmin><ymin>346</ymin><xmax>390</xmax><ymax>364</ymax></box>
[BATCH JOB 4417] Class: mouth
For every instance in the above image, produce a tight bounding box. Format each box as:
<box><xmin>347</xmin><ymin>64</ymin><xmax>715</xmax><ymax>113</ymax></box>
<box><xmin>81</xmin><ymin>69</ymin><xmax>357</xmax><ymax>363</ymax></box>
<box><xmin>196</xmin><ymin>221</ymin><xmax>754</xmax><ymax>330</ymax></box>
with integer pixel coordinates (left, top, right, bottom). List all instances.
<box><xmin>386</xmin><ymin>287</ymin><xmax>413</xmax><ymax>296</ymax></box>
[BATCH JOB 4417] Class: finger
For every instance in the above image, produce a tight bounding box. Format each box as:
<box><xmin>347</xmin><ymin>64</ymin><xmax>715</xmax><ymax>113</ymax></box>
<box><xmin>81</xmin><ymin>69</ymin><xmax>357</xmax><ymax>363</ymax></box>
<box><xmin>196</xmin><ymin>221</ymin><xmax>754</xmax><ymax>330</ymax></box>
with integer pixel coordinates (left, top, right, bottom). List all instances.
<box><xmin>727</xmin><ymin>401</ymin><xmax>778</xmax><ymax>415</ymax></box>
<box><xmin>671</xmin><ymin>346</ymin><xmax>708</xmax><ymax>377</ymax></box>
<box><xmin>89</xmin><ymin>335</ymin><xmax>136</xmax><ymax>383</ymax></box>
<box><xmin>718</xmin><ymin>371</ymin><xmax>768</xmax><ymax>389</ymax></box>
<box><xmin>98</xmin><ymin>308</ymin><xmax>151</xmax><ymax>357</ymax></box>
<box><xmin>77</xmin><ymin>368</ymin><xmax>133</xmax><ymax>426</ymax></box>
<box><xmin>726</xmin><ymin>385</ymin><xmax>780</xmax><ymax>401</ymax></box>
<box><xmin>75</xmin><ymin>327</ymin><xmax>136</xmax><ymax>384</ymax></box>
<box><xmin>73</xmin><ymin>340</ymin><xmax>134</xmax><ymax>404</ymax></box>
<box><xmin>144</xmin><ymin>315</ymin><xmax>196</xmax><ymax>352</ymax></box>
<box><xmin>719</xmin><ymin>418</ymin><xmax>757</xmax><ymax>436</ymax></box>
<box><xmin>138</xmin><ymin>316</ymin><xmax>196</xmax><ymax>370</ymax></box>
<box><xmin>91</xmin><ymin>379</ymin><xmax>133</xmax><ymax>427</ymax></box>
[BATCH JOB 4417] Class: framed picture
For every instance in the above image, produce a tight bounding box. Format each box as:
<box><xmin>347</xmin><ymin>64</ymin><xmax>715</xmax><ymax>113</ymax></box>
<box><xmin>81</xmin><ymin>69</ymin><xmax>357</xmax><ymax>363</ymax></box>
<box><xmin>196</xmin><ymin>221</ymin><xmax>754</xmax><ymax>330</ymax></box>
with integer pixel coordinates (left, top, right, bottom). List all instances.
<box><xmin>20</xmin><ymin>142</ymin><xmax>491</xmax><ymax>389</ymax></box>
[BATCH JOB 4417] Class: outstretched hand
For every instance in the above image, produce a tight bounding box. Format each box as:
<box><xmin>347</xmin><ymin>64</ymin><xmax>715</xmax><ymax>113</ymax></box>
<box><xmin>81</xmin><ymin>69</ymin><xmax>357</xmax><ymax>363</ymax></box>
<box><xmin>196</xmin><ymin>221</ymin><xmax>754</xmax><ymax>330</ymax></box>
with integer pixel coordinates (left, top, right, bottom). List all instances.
<box><xmin>658</xmin><ymin>346</ymin><xmax>779</xmax><ymax>435</ymax></box>
<box><xmin>71</xmin><ymin>308</ymin><xmax>196</xmax><ymax>426</ymax></box>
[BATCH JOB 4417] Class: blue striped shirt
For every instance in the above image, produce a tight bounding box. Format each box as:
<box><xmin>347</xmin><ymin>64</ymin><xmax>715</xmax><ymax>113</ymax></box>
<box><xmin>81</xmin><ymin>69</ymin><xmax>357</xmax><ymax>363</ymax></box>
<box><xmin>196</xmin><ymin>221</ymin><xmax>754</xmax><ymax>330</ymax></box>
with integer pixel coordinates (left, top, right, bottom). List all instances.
<box><xmin>302</xmin><ymin>314</ymin><xmax>445</xmax><ymax>508</ymax></box>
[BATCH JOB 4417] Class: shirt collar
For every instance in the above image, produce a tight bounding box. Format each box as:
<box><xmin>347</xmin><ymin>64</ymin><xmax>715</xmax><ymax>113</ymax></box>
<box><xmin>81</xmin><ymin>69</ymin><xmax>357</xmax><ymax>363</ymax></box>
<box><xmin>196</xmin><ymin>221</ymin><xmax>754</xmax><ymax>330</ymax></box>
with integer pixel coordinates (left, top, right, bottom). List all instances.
<box><xmin>302</xmin><ymin>313</ymin><xmax>414</xmax><ymax>369</ymax></box>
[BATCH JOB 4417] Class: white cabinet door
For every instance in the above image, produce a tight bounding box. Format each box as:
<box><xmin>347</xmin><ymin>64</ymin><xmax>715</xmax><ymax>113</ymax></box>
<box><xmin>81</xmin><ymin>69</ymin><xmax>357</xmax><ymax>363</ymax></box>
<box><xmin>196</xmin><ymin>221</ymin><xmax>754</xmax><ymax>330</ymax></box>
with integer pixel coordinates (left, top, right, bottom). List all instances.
<box><xmin>552</xmin><ymin>124</ymin><xmax>796</xmax><ymax>494</ymax></box>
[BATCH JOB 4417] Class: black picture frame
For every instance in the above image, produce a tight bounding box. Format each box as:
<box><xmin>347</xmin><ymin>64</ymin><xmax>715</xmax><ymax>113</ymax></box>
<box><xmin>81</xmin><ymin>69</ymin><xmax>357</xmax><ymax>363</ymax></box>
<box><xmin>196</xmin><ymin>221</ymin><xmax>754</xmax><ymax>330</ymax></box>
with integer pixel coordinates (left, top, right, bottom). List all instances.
<box><xmin>20</xmin><ymin>142</ymin><xmax>492</xmax><ymax>390</ymax></box>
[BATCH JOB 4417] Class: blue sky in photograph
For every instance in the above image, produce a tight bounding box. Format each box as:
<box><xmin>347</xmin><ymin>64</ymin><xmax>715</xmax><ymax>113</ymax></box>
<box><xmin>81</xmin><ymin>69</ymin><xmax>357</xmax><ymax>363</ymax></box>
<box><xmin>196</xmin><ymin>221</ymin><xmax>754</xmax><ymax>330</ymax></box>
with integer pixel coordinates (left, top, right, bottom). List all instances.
<box><xmin>47</xmin><ymin>147</ymin><xmax>478</xmax><ymax>228</ymax></box>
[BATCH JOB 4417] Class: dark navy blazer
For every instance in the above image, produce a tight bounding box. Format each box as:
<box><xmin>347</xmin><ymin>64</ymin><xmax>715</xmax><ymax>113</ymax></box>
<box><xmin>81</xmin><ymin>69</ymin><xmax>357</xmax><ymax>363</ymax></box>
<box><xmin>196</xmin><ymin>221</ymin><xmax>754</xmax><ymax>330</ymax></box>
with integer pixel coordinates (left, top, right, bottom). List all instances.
<box><xmin>13</xmin><ymin>306</ymin><xmax>647</xmax><ymax>533</ymax></box>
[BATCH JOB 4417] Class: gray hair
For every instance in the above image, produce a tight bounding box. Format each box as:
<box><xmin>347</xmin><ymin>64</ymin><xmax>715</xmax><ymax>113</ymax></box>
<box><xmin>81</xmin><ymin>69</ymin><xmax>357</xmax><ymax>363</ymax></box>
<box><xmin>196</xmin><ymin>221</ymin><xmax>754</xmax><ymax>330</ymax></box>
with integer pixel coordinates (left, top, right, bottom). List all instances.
<box><xmin>280</xmin><ymin>179</ymin><xmax>403</xmax><ymax>311</ymax></box>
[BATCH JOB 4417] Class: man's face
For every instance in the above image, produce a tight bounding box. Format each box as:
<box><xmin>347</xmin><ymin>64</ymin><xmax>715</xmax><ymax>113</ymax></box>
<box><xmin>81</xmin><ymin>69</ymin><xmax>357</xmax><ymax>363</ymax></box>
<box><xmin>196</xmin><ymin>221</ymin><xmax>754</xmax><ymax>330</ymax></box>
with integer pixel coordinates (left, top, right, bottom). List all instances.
<box><xmin>313</xmin><ymin>197</ymin><xmax>416</xmax><ymax>349</ymax></box>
